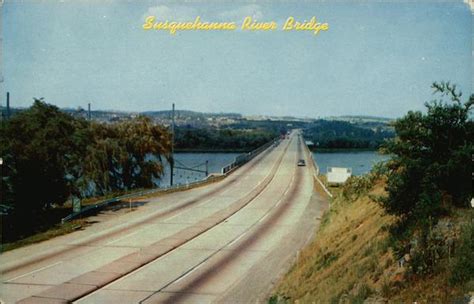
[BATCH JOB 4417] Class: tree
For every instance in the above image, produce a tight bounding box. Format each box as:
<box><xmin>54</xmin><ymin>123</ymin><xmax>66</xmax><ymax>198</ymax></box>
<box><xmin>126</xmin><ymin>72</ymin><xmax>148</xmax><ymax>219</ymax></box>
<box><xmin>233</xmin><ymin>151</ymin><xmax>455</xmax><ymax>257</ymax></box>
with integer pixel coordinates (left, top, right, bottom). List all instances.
<box><xmin>1</xmin><ymin>100</ymin><xmax>81</xmax><ymax>213</ymax></box>
<box><xmin>116</xmin><ymin>116</ymin><xmax>172</xmax><ymax>190</ymax></box>
<box><xmin>381</xmin><ymin>82</ymin><xmax>473</xmax><ymax>227</ymax></box>
<box><xmin>82</xmin><ymin>116</ymin><xmax>172</xmax><ymax>195</ymax></box>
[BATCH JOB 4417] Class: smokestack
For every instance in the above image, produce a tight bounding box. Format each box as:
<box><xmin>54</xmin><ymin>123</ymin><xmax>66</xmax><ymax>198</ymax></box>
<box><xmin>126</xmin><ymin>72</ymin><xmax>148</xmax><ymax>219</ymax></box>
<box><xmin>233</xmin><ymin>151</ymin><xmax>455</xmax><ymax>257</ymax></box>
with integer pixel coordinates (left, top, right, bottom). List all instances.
<box><xmin>6</xmin><ymin>92</ymin><xmax>10</xmax><ymax>119</ymax></box>
<box><xmin>170</xmin><ymin>103</ymin><xmax>175</xmax><ymax>186</ymax></box>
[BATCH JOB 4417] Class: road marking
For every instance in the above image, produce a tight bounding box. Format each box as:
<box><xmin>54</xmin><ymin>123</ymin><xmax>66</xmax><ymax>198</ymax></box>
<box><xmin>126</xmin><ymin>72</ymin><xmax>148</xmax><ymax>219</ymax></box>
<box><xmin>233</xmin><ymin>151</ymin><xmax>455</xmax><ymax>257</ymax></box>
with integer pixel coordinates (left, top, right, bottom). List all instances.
<box><xmin>106</xmin><ymin>230</ymin><xmax>141</xmax><ymax>245</ymax></box>
<box><xmin>162</xmin><ymin>211</ymin><xmax>185</xmax><ymax>223</ymax></box>
<box><xmin>5</xmin><ymin>261</ymin><xmax>63</xmax><ymax>282</ymax></box>
<box><xmin>274</xmin><ymin>171</ymin><xmax>296</xmax><ymax>211</ymax></box>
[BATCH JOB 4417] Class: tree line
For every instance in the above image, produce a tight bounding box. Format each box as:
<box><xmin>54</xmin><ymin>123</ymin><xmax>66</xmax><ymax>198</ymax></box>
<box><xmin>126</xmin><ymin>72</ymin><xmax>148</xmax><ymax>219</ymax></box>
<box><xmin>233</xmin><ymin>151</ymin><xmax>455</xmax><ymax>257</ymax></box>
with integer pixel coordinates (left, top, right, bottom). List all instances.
<box><xmin>174</xmin><ymin>127</ymin><xmax>277</xmax><ymax>152</ymax></box>
<box><xmin>304</xmin><ymin>119</ymin><xmax>394</xmax><ymax>150</ymax></box>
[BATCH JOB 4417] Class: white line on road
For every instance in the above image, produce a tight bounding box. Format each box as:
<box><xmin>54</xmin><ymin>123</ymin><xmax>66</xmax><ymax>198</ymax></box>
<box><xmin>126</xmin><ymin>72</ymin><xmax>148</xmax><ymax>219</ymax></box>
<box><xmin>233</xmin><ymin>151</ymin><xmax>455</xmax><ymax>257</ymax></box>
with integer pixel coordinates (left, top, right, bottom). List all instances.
<box><xmin>5</xmin><ymin>261</ymin><xmax>63</xmax><ymax>282</ymax></box>
<box><xmin>106</xmin><ymin>230</ymin><xmax>141</xmax><ymax>245</ymax></box>
<box><xmin>162</xmin><ymin>211</ymin><xmax>186</xmax><ymax>223</ymax></box>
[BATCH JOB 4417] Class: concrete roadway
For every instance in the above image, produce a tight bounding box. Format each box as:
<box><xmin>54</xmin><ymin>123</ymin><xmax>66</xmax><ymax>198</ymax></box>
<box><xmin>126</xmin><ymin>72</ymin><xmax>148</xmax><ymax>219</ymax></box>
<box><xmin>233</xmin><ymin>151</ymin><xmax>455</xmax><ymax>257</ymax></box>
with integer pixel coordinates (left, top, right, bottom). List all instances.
<box><xmin>0</xmin><ymin>131</ymin><xmax>328</xmax><ymax>304</ymax></box>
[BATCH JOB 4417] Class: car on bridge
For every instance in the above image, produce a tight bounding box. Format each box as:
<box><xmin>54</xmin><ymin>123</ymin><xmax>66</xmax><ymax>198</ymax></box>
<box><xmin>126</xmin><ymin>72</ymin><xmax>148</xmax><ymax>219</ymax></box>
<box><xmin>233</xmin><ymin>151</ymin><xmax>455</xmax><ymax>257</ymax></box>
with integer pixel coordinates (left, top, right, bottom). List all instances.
<box><xmin>297</xmin><ymin>159</ymin><xmax>306</xmax><ymax>166</ymax></box>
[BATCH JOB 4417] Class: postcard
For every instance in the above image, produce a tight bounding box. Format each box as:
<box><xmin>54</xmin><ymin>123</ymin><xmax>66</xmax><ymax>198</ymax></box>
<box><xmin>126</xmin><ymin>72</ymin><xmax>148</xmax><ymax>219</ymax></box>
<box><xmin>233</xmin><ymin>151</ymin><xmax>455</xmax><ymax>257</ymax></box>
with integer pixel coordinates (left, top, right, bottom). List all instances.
<box><xmin>0</xmin><ymin>1</ymin><xmax>472</xmax><ymax>303</ymax></box>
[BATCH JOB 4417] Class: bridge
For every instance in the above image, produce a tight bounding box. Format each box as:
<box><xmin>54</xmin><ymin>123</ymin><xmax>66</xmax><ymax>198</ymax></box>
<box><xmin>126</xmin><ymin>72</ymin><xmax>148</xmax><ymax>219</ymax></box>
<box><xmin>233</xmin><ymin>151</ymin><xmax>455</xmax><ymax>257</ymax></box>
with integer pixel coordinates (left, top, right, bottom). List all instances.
<box><xmin>0</xmin><ymin>130</ymin><xmax>329</xmax><ymax>304</ymax></box>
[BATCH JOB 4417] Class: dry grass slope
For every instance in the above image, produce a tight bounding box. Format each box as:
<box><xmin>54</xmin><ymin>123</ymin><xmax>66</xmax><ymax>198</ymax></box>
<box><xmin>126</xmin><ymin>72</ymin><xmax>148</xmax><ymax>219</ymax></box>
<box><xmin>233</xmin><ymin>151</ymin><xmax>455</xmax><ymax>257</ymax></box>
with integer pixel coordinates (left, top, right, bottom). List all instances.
<box><xmin>271</xmin><ymin>178</ymin><xmax>471</xmax><ymax>303</ymax></box>
<box><xmin>273</xmin><ymin>180</ymin><xmax>395</xmax><ymax>303</ymax></box>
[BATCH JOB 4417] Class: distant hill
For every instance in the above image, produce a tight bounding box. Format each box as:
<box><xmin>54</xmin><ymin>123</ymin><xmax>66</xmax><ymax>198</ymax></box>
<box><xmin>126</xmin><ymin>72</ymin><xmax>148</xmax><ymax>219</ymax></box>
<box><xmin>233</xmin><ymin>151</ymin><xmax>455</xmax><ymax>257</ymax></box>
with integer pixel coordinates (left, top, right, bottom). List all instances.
<box><xmin>326</xmin><ymin>115</ymin><xmax>394</xmax><ymax>123</ymax></box>
<box><xmin>303</xmin><ymin>119</ymin><xmax>394</xmax><ymax>150</ymax></box>
<box><xmin>141</xmin><ymin>110</ymin><xmax>242</xmax><ymax>119</ymax></box>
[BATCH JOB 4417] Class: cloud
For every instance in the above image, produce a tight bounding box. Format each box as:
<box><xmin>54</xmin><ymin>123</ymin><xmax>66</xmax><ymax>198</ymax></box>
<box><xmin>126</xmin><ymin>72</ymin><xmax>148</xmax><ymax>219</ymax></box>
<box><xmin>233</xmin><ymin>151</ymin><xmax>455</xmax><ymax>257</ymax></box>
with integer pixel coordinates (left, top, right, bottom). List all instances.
<box><xmin>143</xmin><ymin>5</ymin><xmax>197</xmax><ymax>21</ymax></box>
<box><xmin>218</xmin><ymin>4</ymin><xmax>264</xmax><ymax>21</ymax></box>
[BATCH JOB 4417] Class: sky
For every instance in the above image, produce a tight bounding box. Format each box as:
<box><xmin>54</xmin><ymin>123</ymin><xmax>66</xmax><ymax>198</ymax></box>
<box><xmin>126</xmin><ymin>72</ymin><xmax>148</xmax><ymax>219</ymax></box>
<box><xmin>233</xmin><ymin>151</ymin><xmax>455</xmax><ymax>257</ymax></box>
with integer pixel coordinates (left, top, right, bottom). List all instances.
<box><xmin>2</xmin><ymin>0</ymin><xmax>472</xmax><ymax>118</ymax></box>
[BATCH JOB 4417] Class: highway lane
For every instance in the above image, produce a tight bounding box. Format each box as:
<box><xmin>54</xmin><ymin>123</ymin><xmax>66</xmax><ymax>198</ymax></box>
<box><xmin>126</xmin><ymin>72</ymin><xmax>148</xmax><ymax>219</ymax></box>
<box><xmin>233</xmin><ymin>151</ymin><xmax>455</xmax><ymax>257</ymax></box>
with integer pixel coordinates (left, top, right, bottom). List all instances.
<box><xmin>0</xmin><ymin>131</ymin><xmax>327</xmax><ymax>303</ymax></box>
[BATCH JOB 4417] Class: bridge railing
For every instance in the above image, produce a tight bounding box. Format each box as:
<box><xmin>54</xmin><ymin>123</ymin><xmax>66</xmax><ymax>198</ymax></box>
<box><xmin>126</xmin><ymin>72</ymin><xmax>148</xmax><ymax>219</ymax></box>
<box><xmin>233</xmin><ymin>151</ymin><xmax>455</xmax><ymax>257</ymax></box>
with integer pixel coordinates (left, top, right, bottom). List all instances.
<box><xmin>221</xmin><ymin>138</ymin><xmax>279</xmax><ymax>174</ymax></box>
<box><xmin>61</xmin><ymin>181</ymin><xmax>205</xmax><ymax>223</ymax></box>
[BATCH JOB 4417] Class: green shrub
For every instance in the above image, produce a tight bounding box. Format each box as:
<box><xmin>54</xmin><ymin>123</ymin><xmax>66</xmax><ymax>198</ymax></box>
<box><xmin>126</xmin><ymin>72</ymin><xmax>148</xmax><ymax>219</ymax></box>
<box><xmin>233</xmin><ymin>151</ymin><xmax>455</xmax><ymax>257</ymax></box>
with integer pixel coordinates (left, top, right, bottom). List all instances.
<box><xmin>342</xmin><ymin>175</ymin><xmax>374</xmax><ymax>201</ymax></box>
<box><xmin>449</xmin><ymin>220</ymin><xmax>474</xmax><ymax>286</ymax></box>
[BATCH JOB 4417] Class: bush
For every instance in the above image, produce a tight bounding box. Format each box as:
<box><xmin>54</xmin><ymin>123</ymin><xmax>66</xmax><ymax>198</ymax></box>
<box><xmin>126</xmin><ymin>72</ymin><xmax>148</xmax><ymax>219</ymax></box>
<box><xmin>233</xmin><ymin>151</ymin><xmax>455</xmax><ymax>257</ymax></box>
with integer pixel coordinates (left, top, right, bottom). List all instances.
<box><xmin>342</xmin><ymin>175</ymin><xmax>375</xmax><ymax>201</ymax></box>
<box><xmin>449</xmin><ymin>220</ymin><xmax>474</xmax><ymax>286</ymax></box>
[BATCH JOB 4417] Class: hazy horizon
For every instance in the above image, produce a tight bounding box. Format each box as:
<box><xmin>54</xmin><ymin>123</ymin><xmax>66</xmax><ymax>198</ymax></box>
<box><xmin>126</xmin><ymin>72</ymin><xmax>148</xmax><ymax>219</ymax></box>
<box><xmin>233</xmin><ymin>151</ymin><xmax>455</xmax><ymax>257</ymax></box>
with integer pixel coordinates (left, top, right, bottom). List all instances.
<box><xmin>2</xmin><ymin>1</ymin><xmax>472</xmax><ymax>118</ymax></box>
<box><xmin>2</xmin><ymin>103</ymin><xmax>400</xmax><ymax>120</ymax></box>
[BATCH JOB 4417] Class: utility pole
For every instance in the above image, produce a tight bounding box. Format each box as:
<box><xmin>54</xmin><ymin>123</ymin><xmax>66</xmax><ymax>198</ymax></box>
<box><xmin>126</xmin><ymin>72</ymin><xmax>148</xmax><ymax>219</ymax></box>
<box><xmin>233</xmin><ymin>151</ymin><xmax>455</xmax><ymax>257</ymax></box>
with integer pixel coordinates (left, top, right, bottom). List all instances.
<box><xmin>170</xmin><ymin>103</ymin><xmax>175</xmax><ymax>186</ymax></box>
<box><xmin>87</xmin><ymin>103</ymin><xmax>91</xmax><ymax>121</ymax></box>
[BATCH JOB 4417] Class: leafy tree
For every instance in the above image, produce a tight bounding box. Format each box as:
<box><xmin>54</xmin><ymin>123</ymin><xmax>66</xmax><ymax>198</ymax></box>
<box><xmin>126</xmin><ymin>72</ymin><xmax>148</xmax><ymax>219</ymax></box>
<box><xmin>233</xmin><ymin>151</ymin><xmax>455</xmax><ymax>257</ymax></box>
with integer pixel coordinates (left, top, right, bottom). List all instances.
<box><xmin>117</xmin><ymin>116</ymin><xmax>171</xmax><ymax>190</ymax></box>
<box><xmin>380</xmin><ymin>82</ymin><xmax>473</xmax><ymax>233</ymax></box>
<box><xmin>1</xmin><ymin>99</ymin><xmax>80</xmax><ymax>214</ymax></box>
<box><xmin>82</xmin><ymin>117</ymin><xmax>172</xmax><ymax>195</ymax></box>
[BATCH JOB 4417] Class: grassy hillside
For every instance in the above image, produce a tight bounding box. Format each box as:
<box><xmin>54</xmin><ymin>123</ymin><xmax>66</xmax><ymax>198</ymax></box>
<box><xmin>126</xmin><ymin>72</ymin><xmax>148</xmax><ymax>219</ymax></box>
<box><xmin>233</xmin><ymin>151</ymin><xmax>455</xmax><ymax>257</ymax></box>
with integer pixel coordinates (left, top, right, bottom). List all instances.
<box><xmin>271</xmin><ymin>174</ymin><xmax>473</xmax><ymax>303</ymax></box>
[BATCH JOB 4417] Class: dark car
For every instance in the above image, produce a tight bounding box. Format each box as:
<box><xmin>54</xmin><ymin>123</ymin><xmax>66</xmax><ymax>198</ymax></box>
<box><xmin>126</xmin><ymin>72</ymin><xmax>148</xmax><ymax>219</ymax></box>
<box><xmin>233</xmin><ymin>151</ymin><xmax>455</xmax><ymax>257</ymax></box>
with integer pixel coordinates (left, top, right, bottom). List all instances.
<box><xmin>297</xmin><ymin>159</ymin><xmax>306</xmax><ymax>166</ymax></box>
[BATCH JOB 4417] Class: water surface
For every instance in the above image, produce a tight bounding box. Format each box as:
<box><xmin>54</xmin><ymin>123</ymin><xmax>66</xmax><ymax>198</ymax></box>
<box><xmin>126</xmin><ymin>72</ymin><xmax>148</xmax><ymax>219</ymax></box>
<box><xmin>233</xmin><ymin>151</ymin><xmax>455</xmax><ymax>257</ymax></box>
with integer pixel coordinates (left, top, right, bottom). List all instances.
<box><xmin>312</xmin><ymin>151</ymin><xmax>390</xmax><ymax>176</ymax></box>
<box><xmin>157</xmin><ymin>153</ymin><xmax>240</xmax><ymax>187</ymax></box>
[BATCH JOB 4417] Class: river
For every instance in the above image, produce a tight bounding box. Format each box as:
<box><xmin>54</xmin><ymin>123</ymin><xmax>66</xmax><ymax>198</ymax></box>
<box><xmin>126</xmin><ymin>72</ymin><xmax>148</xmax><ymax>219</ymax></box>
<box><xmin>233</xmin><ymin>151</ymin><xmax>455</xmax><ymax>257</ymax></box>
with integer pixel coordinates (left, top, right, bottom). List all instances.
<box><xmin>155</xmin><ymin>150</ymin><xmax>388</xmax><ymax>187</ymax></box>
<box><xmin>312</xmin><ymin>151</ymin><xmax>390</xmax><ymax>176</ymax></box>
<box><xmin>156</xmin><ymin>152</ymin><xmax>240</xmax><ymax>187</ymax></box>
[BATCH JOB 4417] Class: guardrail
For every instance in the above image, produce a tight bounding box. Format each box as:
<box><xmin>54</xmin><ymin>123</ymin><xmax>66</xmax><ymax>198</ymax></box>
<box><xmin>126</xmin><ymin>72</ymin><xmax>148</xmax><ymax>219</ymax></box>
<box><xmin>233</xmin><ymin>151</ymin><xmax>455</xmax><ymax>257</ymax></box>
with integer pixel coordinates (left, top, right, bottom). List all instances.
<box><xmin>303</xmin><ymin>140</ymin><xmax>333</xmax><ymax>198</ymax></box>
<box><xmin>62</xmin><ymin>138</ymin><xmax>280</xmax><ymax>223</ymax></box>
<box><xmin>61</xmin><ymin>176</ymin><xmax>222</xmax><ymax>223</ymax></box>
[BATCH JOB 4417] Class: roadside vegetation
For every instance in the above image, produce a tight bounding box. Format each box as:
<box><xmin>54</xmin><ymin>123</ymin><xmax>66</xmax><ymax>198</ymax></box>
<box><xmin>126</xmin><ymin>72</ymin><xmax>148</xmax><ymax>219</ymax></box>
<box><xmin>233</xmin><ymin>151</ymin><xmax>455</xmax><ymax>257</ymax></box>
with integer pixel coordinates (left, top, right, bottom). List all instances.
<box><xmin>272</xmin><ymin>82</ymin><xmax>473</xmax><ymax>303</ymax></box>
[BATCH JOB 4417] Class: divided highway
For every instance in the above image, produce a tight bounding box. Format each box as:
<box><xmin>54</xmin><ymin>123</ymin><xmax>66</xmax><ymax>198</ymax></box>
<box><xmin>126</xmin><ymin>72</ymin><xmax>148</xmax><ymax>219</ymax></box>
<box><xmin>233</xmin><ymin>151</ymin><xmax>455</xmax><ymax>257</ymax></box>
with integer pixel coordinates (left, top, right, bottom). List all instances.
<box><xmin>0</xmin><ymin>131</ymin><xmax>328</xmax><ymax>304</ymax></box>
